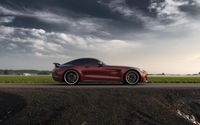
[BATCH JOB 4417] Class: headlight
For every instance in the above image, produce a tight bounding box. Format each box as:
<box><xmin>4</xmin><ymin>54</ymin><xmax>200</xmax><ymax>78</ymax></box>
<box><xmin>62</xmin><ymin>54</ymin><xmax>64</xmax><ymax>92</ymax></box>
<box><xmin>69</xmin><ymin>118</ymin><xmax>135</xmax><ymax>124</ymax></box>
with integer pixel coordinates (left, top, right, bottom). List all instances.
<box><xmin>140</xmin><ymin>69</ymin><xmax>147</xmax><ymax>73</ymax></box>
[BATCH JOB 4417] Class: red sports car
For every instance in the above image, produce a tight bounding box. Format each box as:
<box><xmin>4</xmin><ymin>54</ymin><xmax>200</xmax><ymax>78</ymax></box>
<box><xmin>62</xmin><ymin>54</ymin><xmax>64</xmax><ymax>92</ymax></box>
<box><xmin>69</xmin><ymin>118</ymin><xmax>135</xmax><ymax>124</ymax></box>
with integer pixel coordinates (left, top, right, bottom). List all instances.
<box><xmin>52</xmin><ymin>58</ymin><xmax>147</xmax><ymax>85</ymax></box>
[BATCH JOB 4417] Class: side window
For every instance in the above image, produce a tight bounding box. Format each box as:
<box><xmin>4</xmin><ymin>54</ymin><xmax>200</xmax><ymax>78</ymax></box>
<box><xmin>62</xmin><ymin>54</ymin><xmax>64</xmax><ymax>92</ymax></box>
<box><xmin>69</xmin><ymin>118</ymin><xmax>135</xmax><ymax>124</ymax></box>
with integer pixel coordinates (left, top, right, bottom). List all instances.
<box><xmin>66</xmin><ymin>59</ymin><xmax>101</xmax><ymax>66</ymax></box>
<box><xmin>84</xmin><ymin>59</ymin><xmax>99</xmax><ymax>66</ymax></box>
<box><xmin>76</xmin><ymin>59</ymin><xmax>88</xmax><ymax>65</ymax></box>
<box><xmin>67</xmin><ymin>59</ymin><xmax>87</xmax><ymax>65</ymax></box>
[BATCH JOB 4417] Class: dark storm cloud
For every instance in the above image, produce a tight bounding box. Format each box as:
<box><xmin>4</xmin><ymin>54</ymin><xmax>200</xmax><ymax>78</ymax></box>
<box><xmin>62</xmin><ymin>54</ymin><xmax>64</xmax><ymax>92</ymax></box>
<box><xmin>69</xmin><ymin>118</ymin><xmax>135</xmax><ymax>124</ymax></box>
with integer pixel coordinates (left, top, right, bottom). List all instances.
<box><xmin>179</xmin><ymin>4</ymin><xmax>200</xmax><ymax>16</ymax></box>
<box><xmin>0</xmin><ymin>0</ymin><xmax>200</xmax><ymax>47</ymax></box>
<box><xmin>0</xmin><ymin>0</ymin><xmax>150</xmax><ymax>34</ymax></box>
<box><xmin>5</xmin><ymin>16</ymin><xmax>59</xmax><ymax>32</ymax></box>
<box><xmin>0</xmin><ymin>0</ymin><xmax>200</xmax><ymax>40</ymax></box>
<box><xmin>1</xmin><ymin>0</ymin><xmax>200</xmax><ymax>27</ymax></box>
<box><xmin>1</xmin><ymin>0</ymin><xmax>146</xmax><ymax>19</ymax></box>
<box><xmin>126</xmin><ymin>0</ymin><xmax>159</xmax><ymax>17</ymax></box>
<box><xmin>0</xmin><ymin>0</ymin><xmax>114</xmax><ymax>18</ymax></box>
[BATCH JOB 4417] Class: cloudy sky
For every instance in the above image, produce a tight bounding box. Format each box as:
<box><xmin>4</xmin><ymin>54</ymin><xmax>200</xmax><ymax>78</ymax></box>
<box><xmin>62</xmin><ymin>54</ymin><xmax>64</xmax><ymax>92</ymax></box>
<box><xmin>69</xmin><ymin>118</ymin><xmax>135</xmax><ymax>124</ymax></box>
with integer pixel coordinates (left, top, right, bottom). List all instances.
<box><xmin>0</xmin><ymin>0</ymin><xmax>200</xmax><ymax>74</ymax></box>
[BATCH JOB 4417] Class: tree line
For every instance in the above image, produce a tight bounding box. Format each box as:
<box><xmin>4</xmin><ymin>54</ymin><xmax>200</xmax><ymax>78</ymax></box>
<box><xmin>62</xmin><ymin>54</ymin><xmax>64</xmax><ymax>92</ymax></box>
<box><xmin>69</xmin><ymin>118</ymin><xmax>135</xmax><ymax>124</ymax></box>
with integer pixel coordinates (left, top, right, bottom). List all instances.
<box><xmin>0</xmin><ymin>70</ymin><xmax>51</xmax><ymax>75</ymax></box>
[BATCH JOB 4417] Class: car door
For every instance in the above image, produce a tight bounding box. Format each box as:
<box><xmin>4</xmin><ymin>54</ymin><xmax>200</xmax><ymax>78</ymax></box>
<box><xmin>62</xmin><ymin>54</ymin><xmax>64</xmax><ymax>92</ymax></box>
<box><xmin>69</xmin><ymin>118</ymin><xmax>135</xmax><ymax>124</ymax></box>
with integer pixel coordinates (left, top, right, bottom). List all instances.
<box><xmin>81</xmin><ymin>60</ymin><xmax>104</xmax><ymax>80</ymax></box>
<box><xmin>82</xmin><ymin>60</ymin><xmax>121</xmax><ymax>81</ymax></box>
<box><xmin>99</xmin><ymin>66</ymin><xmax>121</xmax><ymax>80</ymax></box>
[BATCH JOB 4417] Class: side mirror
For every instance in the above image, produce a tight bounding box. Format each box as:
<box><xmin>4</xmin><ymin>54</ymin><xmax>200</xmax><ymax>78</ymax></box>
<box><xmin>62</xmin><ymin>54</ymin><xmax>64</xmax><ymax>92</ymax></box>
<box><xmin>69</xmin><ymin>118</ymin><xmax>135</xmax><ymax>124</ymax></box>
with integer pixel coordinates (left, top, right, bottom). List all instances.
<box><xmin>98</xmin><ymin>61</ymin><xmax>103</xmax><ymax>67</ymax></box>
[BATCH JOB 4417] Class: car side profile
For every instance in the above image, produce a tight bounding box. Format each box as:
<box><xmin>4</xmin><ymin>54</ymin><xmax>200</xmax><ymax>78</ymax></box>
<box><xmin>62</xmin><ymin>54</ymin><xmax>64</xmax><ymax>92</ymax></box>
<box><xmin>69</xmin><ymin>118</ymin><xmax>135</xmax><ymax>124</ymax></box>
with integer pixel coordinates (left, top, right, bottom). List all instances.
<box><xmin>52</xmin><ymin>58</ymin><xmax>147</xmax><ymax>85</ymax></box>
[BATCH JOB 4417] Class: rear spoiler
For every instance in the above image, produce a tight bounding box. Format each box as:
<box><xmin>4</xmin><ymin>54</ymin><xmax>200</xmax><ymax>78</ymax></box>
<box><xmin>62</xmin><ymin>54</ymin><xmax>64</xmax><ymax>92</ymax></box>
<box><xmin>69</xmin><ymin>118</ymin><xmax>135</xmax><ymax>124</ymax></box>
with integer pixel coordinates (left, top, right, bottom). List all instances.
<box><xmin>53</xmin><ymin>63</ymin><xmax>60</xmax><ymax>68</ymax></box>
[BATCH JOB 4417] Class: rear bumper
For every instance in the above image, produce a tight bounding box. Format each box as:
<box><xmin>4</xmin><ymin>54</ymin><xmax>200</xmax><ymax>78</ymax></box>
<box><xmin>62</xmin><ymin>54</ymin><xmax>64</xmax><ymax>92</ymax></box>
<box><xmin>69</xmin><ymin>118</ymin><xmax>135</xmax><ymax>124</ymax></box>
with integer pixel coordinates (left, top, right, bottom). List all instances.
<box><xmin>52</xmin><ymin>72</ymin><xmax>63</xmax><ymax>82</ymax></box>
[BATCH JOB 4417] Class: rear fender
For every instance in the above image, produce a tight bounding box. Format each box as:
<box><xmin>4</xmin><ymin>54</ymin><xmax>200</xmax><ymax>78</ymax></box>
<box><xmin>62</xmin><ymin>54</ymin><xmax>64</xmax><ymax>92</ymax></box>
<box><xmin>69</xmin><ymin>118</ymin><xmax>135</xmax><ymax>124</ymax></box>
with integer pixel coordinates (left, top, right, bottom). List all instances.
<box><xmin>63</xmin><ymin>69</ymin><xmax>82</xmax><ymax>82</ymax></box>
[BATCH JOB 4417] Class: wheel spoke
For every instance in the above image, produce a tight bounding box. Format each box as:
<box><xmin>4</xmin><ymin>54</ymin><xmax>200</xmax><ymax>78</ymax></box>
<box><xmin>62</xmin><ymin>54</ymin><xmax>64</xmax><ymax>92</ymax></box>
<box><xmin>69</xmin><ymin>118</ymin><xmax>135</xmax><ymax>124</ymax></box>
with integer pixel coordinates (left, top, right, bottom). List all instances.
<box><xmin>126</xmin><ymin>71</ymin><xmax>139</xmax><ymax>84</ymax></box>
<box><xmin>64</xmin><ymin>71</ymin><xmax>79</xmax><ymax>84</ymax></box>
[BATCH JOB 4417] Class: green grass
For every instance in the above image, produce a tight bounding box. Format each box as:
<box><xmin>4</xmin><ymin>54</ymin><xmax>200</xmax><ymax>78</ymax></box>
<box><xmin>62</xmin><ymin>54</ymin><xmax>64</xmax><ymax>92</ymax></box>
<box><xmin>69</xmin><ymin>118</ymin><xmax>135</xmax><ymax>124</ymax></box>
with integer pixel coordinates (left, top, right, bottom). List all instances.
<box><xmin>0</xmin><ymin>75</ymin><xmax>54</xmax><ymax>84</ymax></box>
<box><xmin>0</xmin><ymin>75</ymin><xmax>200</xmax><ymax>84</ymax></box>
<box><xmin>148</xmin><ymin>76</ymin><xmax>200</xmax><ymax>83</ymax></box>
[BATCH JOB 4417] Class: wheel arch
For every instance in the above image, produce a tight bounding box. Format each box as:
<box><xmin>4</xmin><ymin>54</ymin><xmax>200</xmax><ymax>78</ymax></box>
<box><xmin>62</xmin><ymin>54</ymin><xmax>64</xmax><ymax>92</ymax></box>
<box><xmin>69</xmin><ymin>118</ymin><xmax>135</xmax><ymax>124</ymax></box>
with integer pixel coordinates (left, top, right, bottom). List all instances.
<box><xmin>63</xmin><ymin>69</ymin><xmax>81</xmax><ymax>82</ymax></box>
<box><xmin>123</xmin><ymin>69</ymin><xmax>142</xmax><ymax>82</ymax></box>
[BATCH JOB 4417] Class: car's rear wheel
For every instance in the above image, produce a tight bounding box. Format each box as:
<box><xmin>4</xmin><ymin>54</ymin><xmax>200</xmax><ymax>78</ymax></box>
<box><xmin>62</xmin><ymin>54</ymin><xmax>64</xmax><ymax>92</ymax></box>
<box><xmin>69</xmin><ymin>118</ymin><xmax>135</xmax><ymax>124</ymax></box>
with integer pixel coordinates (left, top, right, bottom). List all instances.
<box><xmin>124</xmin><ymin>70</ymin><xmax>140</xmax><ymax>85</ymax></box>
<box><xmin>64</xmin><ymin>70</ymin><xmax>79</xmax><ymax>85</ymax></box>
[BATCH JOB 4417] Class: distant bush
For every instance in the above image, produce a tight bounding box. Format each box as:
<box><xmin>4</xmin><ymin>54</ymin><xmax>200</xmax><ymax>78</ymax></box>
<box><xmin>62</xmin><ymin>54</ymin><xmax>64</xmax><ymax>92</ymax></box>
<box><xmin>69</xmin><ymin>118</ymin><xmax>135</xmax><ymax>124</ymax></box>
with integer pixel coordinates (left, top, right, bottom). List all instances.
<box><xmin>3</xmin><ymin>70</ymin><xmax>9</xmax><ymax>75</ymax></box>
<box><xmin>37</xmin><ymin>71</ymin><xmax>51</xmax><ymax>75</ymax></box>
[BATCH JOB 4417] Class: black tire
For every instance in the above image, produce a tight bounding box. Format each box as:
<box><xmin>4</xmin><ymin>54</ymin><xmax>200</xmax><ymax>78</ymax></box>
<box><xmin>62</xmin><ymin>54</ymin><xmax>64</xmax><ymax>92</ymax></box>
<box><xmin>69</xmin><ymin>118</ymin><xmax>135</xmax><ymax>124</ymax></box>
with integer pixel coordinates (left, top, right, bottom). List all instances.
<box><xmin>63</xmin><ymin>70</ymin><xmax>79</xmax><ymax>85</ymax></box>
<box><xmin>124</xmin><ymin>70</ymin><xmax>140</xmax><ymax>85</ymax></box>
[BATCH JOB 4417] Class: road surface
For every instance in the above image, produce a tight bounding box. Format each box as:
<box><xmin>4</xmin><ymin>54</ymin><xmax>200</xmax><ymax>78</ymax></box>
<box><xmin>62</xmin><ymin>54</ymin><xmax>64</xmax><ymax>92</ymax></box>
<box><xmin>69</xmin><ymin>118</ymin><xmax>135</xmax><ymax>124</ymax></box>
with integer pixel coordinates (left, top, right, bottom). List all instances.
<box><xmin>0</xmin><ymin>83</ymin><xmax>200</xmax><ymax>125</ymax></box>
<box><xmin>0</xmin><ymin>83</ymin><xmax>200</xmax><ymax>89</ymax></box>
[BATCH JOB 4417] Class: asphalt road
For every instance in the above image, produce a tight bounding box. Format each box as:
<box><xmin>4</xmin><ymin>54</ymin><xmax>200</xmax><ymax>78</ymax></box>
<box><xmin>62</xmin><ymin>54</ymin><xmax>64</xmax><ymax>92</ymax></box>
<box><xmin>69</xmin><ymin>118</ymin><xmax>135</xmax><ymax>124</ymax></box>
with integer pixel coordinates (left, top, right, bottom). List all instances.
<box><xmin>0</xmin><ymin>83</ymin><xmax>200</xmax><ymax>125</ymax></box>
<box><xmin>0</xmin><ymin>83</ymin><xmax>200</xmax><ymax>89</ymax></box>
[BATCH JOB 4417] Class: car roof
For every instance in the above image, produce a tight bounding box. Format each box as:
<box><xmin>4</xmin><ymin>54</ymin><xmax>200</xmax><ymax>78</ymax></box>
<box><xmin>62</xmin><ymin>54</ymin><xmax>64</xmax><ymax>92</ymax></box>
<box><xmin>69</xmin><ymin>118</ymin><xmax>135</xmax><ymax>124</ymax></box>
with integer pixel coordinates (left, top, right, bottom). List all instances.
<box><xmin>64</xmin><ymin>58</ymin><xmax>100</xmax><ymax>64</ymax></box>
<box><xmin>69</xmin><ymin>58</ymin><xmax>99</xmax><ymax>61</ymax></box>
<box><xmin>76</xmin><ymin>58</ymin><xmax>99</xmax><ymax>60</ymax></box>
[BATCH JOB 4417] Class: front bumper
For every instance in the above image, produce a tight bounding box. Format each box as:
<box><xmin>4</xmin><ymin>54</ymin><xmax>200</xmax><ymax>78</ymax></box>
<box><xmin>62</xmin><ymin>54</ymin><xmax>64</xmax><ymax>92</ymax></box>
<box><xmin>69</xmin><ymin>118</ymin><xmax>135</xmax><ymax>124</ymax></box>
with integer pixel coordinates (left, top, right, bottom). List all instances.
<box><xmin>140</xmin><ymin>71</ymin><xmax>148</xmax><ymax>83</ymax></box>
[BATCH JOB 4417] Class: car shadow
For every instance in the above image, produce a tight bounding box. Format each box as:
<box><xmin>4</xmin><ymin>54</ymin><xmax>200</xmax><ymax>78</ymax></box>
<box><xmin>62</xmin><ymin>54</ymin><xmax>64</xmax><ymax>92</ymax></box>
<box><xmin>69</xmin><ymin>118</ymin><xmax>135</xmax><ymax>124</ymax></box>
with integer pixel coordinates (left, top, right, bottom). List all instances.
<box><xmin>48</xmin><ymin>82</ymin><xmax>147</xmax><ymax>86</ymax></box>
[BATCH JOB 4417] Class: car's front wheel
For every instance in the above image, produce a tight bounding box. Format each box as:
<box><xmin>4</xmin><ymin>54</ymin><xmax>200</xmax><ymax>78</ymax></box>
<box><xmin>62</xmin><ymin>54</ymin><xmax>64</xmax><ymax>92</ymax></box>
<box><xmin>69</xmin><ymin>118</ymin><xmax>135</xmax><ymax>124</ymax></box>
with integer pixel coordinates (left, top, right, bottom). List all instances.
<box><xmin>124</xmin><ymin>70</ymin><xmax>140</xmax><ymax>85</ymax></box>
<box><xmin>64</xmin><ymin>70</ymin><xmax>79</xmax><ymax>85</ymax></box>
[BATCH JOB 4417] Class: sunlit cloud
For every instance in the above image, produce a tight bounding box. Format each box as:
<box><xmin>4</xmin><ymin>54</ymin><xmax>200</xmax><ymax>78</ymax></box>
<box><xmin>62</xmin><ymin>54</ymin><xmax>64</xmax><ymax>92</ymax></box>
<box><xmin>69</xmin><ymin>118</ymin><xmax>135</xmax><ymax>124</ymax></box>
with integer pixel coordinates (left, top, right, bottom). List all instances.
<box><xmin>0</xmin><ymin>26</ymin><xmax>143</xmax><ymax>58</ymax></box>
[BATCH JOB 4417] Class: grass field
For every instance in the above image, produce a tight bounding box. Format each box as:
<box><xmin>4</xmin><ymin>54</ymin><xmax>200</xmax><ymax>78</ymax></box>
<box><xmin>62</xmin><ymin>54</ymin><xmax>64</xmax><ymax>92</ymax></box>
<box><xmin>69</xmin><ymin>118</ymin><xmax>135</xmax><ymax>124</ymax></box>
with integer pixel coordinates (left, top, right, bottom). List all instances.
<box><xmin>0</xmin><ymin>75</ymin><xmax>200</xmax><ymax>83</ymax></box>
<box><xmin>148</xmin><ymin>76</ymin><xmax>200</xmax><ymax>83</ymax></box>
<box><xmin>0</xmin><ymin>75</ymin><xmax>54</xmax><ymax>83</ymax></box>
